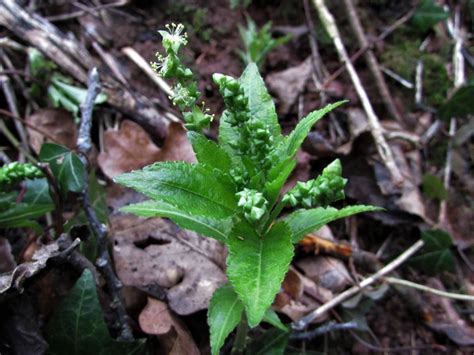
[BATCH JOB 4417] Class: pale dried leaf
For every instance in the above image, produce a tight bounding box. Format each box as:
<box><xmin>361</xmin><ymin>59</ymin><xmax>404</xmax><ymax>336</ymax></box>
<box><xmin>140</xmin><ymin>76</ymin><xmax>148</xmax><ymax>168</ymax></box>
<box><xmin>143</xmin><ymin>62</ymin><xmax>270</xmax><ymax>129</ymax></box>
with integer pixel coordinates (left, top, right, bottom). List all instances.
<box><xmin>112</xmin><ymin>215</ymin><xmax>226</xmax><ymax>315</ymax></box>
<box><xmin>98</xmin><ymin>120</ymin><xmax>195</xmax><ymax>179</ymax></box>
<box><xmin>266</xmin><ymin>58</ymin><xmax>312</xmax><ymax>114</ymax></box>
<box><xmin>26</xmin><ymin>108</ymin><xmax>77</xmax><ymax>154</ymax></box>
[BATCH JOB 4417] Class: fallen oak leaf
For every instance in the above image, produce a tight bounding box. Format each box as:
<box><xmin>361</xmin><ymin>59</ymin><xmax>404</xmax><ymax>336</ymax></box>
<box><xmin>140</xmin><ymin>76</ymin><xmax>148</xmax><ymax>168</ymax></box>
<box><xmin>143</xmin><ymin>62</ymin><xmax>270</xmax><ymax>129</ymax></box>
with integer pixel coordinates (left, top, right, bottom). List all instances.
<box><xmin>98</xmin><ymin>120</ymin><xmax>195</xmax><ymax>179</ymax></box>
<box><xmin>26</xmin><ymin>108</ymin><xmax>77</xmax><ymax>154</ymax></box>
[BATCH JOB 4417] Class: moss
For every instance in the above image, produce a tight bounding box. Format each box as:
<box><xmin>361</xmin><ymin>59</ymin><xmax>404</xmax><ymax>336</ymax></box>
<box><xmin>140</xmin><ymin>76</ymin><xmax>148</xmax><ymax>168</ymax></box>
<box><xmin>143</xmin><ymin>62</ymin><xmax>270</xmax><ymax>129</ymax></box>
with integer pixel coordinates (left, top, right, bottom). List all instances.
<box><xmin>381</xmin><ymin>27</ymin><xmax>452</xmax><ymax>109</ymax></box>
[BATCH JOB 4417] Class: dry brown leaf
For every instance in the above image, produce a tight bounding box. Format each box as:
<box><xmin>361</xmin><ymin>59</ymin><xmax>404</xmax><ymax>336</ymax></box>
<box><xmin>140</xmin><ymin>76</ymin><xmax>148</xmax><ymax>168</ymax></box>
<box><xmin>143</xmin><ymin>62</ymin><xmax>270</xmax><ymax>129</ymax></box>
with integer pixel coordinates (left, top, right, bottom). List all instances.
<box><xmin>274</xmin><ymin>266</ymin><xmax>332</xmax><ymax>323</ymax></box>
<box><xmin>26</xmin><ymin>108</ymin><xmax>77</xmax><ymax>154</ymax></box>
<box><xmin>98</xmin><ymin>120</ymin><xmax>195</xmax><ymax>179</ymax></box>
<box><xmin>139</xmin><ymin>297</ymin><xmax>200</xmax><ymax>355</ymax></box>
<box><xmin>112</xmin><ymin>214</ymin><xmax>226</xmax><ymax>315</ymax></box>
<box><xmin>266</xmin><ymin>58</ymin><xmax>312</xmax><ymax>114</ymax></box>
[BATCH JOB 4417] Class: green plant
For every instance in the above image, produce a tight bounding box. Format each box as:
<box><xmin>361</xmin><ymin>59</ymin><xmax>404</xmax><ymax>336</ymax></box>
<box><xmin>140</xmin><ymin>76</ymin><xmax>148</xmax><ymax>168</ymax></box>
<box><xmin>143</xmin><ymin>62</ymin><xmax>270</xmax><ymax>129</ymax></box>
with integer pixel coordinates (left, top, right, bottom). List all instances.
<box><xmin>28</xmin><ymin>48</ymin><xmax>107</xmax><ymax>119</ymax></box>
<box><xmin>115</xmin><ymin>24</ymin><xmax>379</xmax><ymax>355</ymax></box>
<box><xmin>229</xmin><ymin>0</ymin><xmax>252</xmax><ymax>9</ymax></box>
<box><xmin>238</xmin><ymin>17</ymin><xmax>291</xmax><ymax>69</ymax></box>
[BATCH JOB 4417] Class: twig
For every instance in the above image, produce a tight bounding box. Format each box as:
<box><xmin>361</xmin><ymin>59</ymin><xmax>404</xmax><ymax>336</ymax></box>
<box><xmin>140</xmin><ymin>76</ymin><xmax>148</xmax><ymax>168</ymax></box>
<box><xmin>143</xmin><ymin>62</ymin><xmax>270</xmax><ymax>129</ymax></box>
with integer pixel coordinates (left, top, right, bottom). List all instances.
<box><xmin>438</xmin><ymin>118</ymin><xmax>456</xmax><ymax>224</ymax></box>
<box><xmin>342</xmin><ymin>0</ymin><xmax>403</xmax><ymax>124</ymax></box>
<box><xmin>0</xmin><ymin>59</ymin><xmax>29</xmax><ymax>153</ymax></box>
<box><xmin>0</xmin><ymin>119</ymin><xmax>36</xmax><ymax>162</ymax></box>
<box><xmin>415</xmin><ymin>60</ymin><xmax>423</xmax><ymax>105</ymax></box>
<box><xmin>46</xmin><ymin>0</ymin><xmax>129</xmax><ymax>22</ymax></box>
<box><xmin>77</xmin><ymin>68</ymin><xmax>133</xmax><ymax>341</ymax></box>
<box><xmin>290</xmin><ymin>320</ymin><xmax>361</xmax><ymax>340</ymax></box>
<box><xmin>121</xmin><ymin>47</ymin><xmax>173</xmax><ymax>98</ymax></box>
<box><xmin>292</xmin><ymin>239</ymin><xmax>424</xmax><ymax>330</ymax></box>
<box><xmin>312</xmin><ymin>0</ymin><xmax>403</xmax><ymax>185</ymax></box>
<box><xmin>322</xmin><ymin>8</ymin><xmax>415</xmax><ymax>89</ymax></box>
<box><xmin>381</xmin><ymin>66</ymin><xmax>414</xmax><ymax>89</ymax></box>
<box><xmin>385</xmin><ymin>276</ymin><xmax>474</xmax><ymax>302</ymax></box>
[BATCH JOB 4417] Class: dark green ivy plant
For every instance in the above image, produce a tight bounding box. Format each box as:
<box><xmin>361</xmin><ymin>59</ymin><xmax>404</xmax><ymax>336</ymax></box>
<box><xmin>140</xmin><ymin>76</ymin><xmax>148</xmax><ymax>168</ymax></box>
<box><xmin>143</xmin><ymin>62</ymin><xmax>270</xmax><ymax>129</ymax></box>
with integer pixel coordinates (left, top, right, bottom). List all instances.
<box><xmin>115</xmin><ymin>24</ymin><xmax>379</xmax><ymax>355</ymax></box>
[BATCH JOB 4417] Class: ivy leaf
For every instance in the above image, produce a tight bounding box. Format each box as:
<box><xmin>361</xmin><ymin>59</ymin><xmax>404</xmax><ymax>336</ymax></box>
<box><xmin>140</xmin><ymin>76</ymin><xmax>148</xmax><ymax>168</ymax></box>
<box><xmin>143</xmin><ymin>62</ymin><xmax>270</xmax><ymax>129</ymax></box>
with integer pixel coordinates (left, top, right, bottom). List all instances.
<box><xmin>422</xmin><ymin>174</ymin><xmax>448</xmax><ymax>200</ymax></box>
<box><xmin>46</xmin><ymin>269</ymin><xmax>145</xmax><ymax>355</ymax></box>
<box><xmin>121</xmin><ymin>200</ymin><xmax>233</xmax><ymax>242</ymax></box>
<box><xmin>245</xmin><ymin>328</ymin><xmax>289</xmax><ymax>355</ymax></box>
<box><xmin>115</xmin><ymin>162</ymin><xmax>237</xmax><ymax>219</ymax></box>
<box><xmin>283</xmin><ymin>101</ymin><xmax>346</xmax><ymax>159</ymax></box>
<box><xmin>284</xmin><ymin>205</ymin><xmax>381</xmax><ymax>243</ymax></box>
<box><xmin>410</xmin><ymin>229</ymin><xmax>455</xmax><ymax>275</ymax></box>
<box><xmin>188</xmin><ymin>132</ymin><xmax>232</xmax><ymax>173</ymax></box>
<box><xmin>208</xmin><ymin>284</ymin><xmax>245</xmax><ymax>355</ymax></box>
<box><xmin>439</xmin><ymin>82</ymin><xmax>474</xmax><ymax>120</ymax></box>
<box><xmin>0</xmin><ymin>203</ymin><xmax>53</xmax><ymax>229</ymax></box>
<box><xmin>39</xmin><ymin>143</ymin><xmax>86</xmax><ymax>193</ymax></box>
<box><xmin>412</xmin><ymin>0</ymin><xmax>449</xmax><ymax>33</ymax></box>
<box><xmin>227</xmin><ymin>221</ymin><xmax>294</xmax><ymax>327</ymax></box>
<box><xmin>240</xmin><ymin>63</ymin><xmax>281</xmax><ymax>141</ymax></box>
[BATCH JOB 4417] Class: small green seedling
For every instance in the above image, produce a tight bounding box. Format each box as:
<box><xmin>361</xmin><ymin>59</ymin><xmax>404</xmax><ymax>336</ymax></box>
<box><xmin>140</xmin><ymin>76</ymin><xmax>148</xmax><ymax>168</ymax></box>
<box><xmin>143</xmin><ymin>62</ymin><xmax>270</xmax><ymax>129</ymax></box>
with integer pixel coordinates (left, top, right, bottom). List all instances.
<box><xmin>238</xmin><ymin>16</ymin><xmax>291</xmax><ymax>69</ymax></box>
<box><xmin>28</xmin><ymin>48</ymin><xmax>107</xmax><ymax>120</ymax></box>
<box><xmin>116</xmin><ymin>24</ymin><xmax>379</xmax><ymax>355</ymax></box>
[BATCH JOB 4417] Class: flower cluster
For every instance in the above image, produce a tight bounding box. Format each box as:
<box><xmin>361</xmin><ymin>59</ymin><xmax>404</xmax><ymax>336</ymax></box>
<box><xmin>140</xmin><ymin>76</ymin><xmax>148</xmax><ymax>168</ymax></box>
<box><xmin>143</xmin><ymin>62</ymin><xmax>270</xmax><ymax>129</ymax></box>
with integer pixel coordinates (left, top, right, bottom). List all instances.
<box><xmin>213</xmin><ymin>73</ymin><xmax>273</xmax><ymax>173</ymax></box>
<box><xmin>152</xmin><ymin>23</ymin><xmax>212</xmax><ymax>132</ymax></box>
<box><xmin>0</xmin><ymin>162</ymin><xmax>43</xmax><ymax>185</ymax></box>
<box><xmin>236</xmin><ymin>188</ymin><xmax>269</xmax><ymax>223</ymax></box>
<box><xmin>282</xmin><ymin>159</ymin><xmax>347</xmax><ymax>208</ymax></box>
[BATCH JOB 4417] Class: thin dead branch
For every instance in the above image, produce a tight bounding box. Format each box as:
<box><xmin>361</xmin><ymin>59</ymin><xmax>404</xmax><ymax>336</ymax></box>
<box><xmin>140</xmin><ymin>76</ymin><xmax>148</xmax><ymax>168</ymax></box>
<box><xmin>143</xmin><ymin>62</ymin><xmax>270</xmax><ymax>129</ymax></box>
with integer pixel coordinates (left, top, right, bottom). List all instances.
<box><xmin>77</xmin><ymin>68</ymin><xmax>133</xmax><ymax>341</ymax></box>
<box><xmin>292</xmin><ymin>239</ymin><xmax>425</xmax><ymax>330</ymax></box>
<box><xmin>311</xmin><ymin>0</ymin><xmax>403</xmax><ymax>185</ymax></box>
<box><xmin>342</xmin><ymin>0</ymin><xmax>404</xmax><ymax>124</ymax></box>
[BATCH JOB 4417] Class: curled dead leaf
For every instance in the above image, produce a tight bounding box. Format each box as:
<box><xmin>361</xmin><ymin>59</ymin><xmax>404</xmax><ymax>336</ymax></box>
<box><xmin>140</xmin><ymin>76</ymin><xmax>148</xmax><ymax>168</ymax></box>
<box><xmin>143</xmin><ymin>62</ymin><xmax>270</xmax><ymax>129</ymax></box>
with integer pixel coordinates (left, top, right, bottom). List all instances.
<box><xmin>112</xmin><ymin>214</ymin><xmax>226</xmax><ymax>315</ymax></box>
<box><xmin>0</xmin><ymin>237</ymin><xmax>16</xmax><ymax>273</ymax></box>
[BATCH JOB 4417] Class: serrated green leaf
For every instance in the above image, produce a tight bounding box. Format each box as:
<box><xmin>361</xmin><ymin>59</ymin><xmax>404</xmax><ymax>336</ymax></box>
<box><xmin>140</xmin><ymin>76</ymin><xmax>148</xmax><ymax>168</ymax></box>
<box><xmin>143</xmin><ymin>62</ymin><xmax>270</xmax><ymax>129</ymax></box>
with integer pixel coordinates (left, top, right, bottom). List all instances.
<box><xmin>410</xmin><ymin>229</ymin><xmax>455</xmax><ymax>275</ymax></box>
<box><xmin>122</xmin><ymin>200</ymin><xmax>233</xmax><ymax>242</ymax></box>
<box><xmin>46</xmin><ymin>269</ymin><xmax>145</xmax><ymax>355</ymax></box>
<box><xmin>208</xmin><ymin>284</ymin><xmax>245</xmax><ymax>355</ymax></box>
<box><xmin>422</xmin><ymin>174</ymin><xmax>448</xmax><ymax>200</ymax></box>
<box><xmin>227</xmin><ymin>221</ymin><xmax>294</xmax><ymax>327</ymax></box>
<box><xmin>245</xmin><ymin>328</ymin><xmax>288</xmax><ymax>355</ymax></box>
<box><xmin>240</xmin><ymin>63</ymin><xmax>281</xmax><ymax>140</ymax></box>
<box><xmin>284</xmin><ymin>205</ymin><xmax>381</xmax><ymax>243</ymax></box>
<box><xmin>188</xmin><ymin>132</ymin><xmax>232</xmax><ymax>173</ymax></box>
<box><xmin>263</xmin><ymin>309</ymin><xmax>288</xmax><ymax>332</ymax></box>
<box><xmin>265</xmin><ymin>159</ymin><xmax>296</xmax><ymax>204</ymax></box>
<box><xmin>439</xmin><ymin>83</ymin><xmax>474</xmax><ymax>120</ymax></box>
<box><xmin>412</xmin><ymin>0</ymin><xmax>449</xmax><ymax>33</ymax></box>
<box><xmin>115</xmin><ymin>162</ymin><xmax>237</xmax><ymax>219</ymax></box>
<box><xmin>283</xmin><ymin>101</ymin><xmax>346</xmax><ymax>159</ymax></box>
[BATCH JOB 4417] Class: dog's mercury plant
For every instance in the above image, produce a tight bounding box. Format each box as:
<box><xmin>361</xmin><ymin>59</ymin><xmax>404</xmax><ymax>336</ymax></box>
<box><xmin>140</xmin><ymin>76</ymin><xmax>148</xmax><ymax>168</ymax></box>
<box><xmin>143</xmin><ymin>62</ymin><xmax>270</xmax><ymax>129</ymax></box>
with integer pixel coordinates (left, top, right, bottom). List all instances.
<box><xmin>116</xmin><ymin>24</ymin><xmax>380</xmax><ymax>355</ymax></box>
<box><xmin>0</xmin><ymin>162</ymin><xmax>43</xmax><ymax>186</ymax></box>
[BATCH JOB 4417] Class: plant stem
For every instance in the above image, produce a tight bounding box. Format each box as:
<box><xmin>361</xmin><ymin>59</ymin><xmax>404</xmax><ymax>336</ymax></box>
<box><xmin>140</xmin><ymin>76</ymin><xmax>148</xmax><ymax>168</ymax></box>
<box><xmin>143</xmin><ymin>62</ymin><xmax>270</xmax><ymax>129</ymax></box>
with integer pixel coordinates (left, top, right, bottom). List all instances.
<box><xmin>385</xmin><ymin>277</ymin><xmax>474</xmax><ymax>302</ymax></box>
<box><xmin>231</xmin><ymin>313</ymin><xmax>248</xmax><ymax>355</ymax></box>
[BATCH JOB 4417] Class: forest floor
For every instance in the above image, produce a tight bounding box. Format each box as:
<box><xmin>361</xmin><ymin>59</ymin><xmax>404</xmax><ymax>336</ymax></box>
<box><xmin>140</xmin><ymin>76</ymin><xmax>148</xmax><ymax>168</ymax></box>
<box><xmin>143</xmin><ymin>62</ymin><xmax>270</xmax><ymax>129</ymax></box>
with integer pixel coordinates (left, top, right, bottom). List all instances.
<box><xmin>0</xmin><ymin>0</ymin><xmax>473</xmax><ymax>354</ymax></box>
